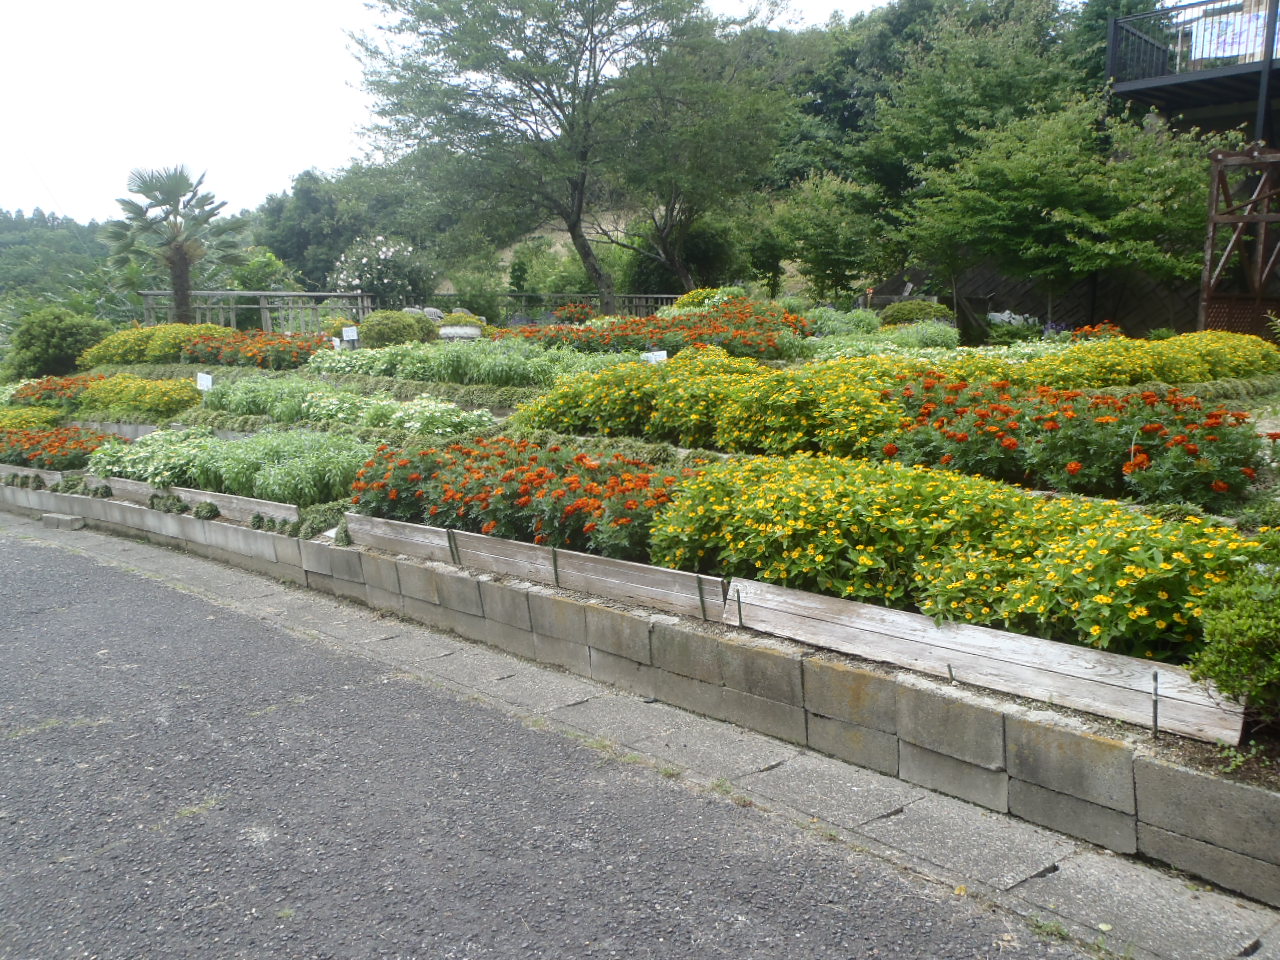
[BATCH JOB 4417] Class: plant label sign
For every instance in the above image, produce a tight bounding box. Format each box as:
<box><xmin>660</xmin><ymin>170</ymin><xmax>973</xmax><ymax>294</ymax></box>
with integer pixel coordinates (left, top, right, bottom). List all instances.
<box><xmin>342</xmin><ymin>326</ymin><xmax>360</xmax><ymax>341</ymax></box>
<box><xmin>331</xmin><ymin>337</ymin><xmax>342</xmax><ymax>350</ymax></box>
<box><xmin>196</xmin><ymin>372</ymin><xmax>214</xmax><ymax>392</ymax></box>
<box><xmin>642</xmin><ymin>350</ymin><xmax>668</xmax><ymax>364</ymax></box>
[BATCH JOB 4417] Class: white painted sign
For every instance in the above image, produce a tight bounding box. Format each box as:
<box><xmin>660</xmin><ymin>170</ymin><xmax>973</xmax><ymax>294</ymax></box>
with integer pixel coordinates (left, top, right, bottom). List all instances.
<box><xmin>196</xmin><ymin>372</ymin><xmax>213</xmax><ymax>392</ymax></box>
<box><xmin>331</xmin><ymin>337</ymin><xmax>342</xmax><ymax>349</ymax></box>
<box><xmin>642</xmin><ymin>350</ymin><xmax>668</xmax><ymax>364</ymax></box>
<box><xmin>342</xmin><ymin>326</ymin><xmax>360</xmax><ymax>341</ymax></box>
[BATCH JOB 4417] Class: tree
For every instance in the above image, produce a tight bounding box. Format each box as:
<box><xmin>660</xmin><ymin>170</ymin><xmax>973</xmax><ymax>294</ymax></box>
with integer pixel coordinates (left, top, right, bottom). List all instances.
<box><xmin>590</xmin><ymin>27</ymin><xmax>789</xmax><ymax>290</ymax></box>
<box><xmin>359</xmin><ymin>0</ymin><xmax>706</xmax><ymax>312</ymax></box>
<box><xmin>901</xmin><ymin>97</ymin><xmax>1243</xmax><ymax>306</ymax></box>
<box><xmin>776</xmin><ymin>173</ymin><xmax>886</xmax><ymax>299</ymax></box>
<box><xmin>858</xmin><ymin>0</ymin><xmax>1082</xmax><ymax>201</ymax></box>
<box><xmin>101</xmin><ymin>167</ymin><xmax>247</xmax><ymax>323</ymax></box>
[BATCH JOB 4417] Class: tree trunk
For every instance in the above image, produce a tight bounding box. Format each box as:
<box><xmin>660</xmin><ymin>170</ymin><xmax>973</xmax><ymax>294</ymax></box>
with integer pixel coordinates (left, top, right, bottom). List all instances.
<box><xmin>566</xmin><ymin>220</ymin><xmax>616</xmax><ymax>315</ymax></box>
<box><xmin>170</xmin><ymin>252</ymin><xmax>194</xmax><ymax>324</ymax></box>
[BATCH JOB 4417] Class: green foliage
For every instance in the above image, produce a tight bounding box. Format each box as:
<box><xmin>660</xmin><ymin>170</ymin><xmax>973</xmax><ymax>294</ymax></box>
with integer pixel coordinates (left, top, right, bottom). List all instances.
<box><xmin>358</xmin><ymin>310</ymin><xmax>433</xmax><ymax>348</ymax></box>
<box><xmin>77</xmin><ymin>323</ymin><xmax>227</xmax><ymax>369</ymax></box>
<box><xmin>295</xmin><ymin>499</ymin><xmax>351</xmax><ymax>540</ymax></box>
<box><xmin>193</xmin><ymin>500</ymin><xmax>221</xmax><ymax>520</ymax></box>
<box><xmin>447</xmin><ymin>255</ymin><xmax>507</xmax><ymax>320</ymax></box>
<box><xmin>776</xmin><ymin>173</ymin><xmax>883</xmax><ymax>299</ymax></box>
<box><xmin>308</xmin><ymin>337</ymin><xmax>641</xmax><ymax>386</ymax></box>
<box><xmin>2</xmin><ymin>307</ymin><xmax>112</xmax><ymax>380</ymax></box>
<box><xmin>1190</xmin><ymin>547</ymin><xmax>1280</xmax><ymax>722</ymax></box>
<box><xmin>92</xmin><ymin>427</ymin><xmax>373</xmax><ymax>507</ymax></box>
<box><xmin>885</xmin><ymin>320</ymin><xmax>960</xmax><ymax>349</ymax></box>
<box><xmin>879</xmin><ymin>300</ymin><xmax>955</xmax><ymax>325</ymax></box>
<box><xmin>903</xmin><ymin>98</ymin><xmax>1245</xmax><ymax>290</ymax></box>
<box><xmin>805</xmin><ymin>307</ymin><xmax>880</xmax><ymax>337</ymax></box>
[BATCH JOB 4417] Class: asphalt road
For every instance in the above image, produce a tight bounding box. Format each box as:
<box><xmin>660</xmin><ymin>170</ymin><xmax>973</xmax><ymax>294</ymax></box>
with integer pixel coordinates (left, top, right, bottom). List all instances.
<box><xmin>0</xmin><ymin>530</ymin><xmax>1087</xmax><ymax>959</ymax></box>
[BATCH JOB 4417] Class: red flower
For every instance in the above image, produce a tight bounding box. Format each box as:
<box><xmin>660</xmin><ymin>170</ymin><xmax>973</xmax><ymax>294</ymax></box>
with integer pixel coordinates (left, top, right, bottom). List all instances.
<box><xmin>882</xmin><ymin>442</ymin><xmax>900</xmax><ymax>457</ymax></box>
<box><xmin>1211</xmin><ymin>480</ymin><xmax>1230</xmax><ymax>493</ymax></box>
<box><xmin>1066</xmin><ymin>461</ymin><xmax>1083</xmax><ymax>476</ymax></box>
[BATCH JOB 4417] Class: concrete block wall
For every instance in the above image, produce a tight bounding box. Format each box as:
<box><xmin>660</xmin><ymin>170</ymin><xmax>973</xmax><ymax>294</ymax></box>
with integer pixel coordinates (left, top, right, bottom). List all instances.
<box><xmin>3</xmin><ymin>481</ymin><xmax>1278</xmax><ymax>907</ymax></box>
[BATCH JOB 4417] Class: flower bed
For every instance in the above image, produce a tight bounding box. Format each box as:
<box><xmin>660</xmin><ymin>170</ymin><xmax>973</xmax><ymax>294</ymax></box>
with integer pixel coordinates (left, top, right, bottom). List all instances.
<box><xmin>199</xmin><ymin>375</ymin><xmax>495</xmax><ymax>436</ymax></box>
<box><xmin>516</xmin><ymin>343</ymin><xmax>1273</xmax><ymax>508</ymax></box>
<box><xmin>88</xmin><ymin>428</ymin><xmax>372</xmax><ymax>507</ymax></box>
<box><xmin>78</xmin><ymin>323</ymin><xmax>227</xmax><ymax>368</ymax></box>
<box><xmin>179</xmin><ymin>329</ymin><xmax>332</xmax><ymax>370</ymax></box>
<box><xmin>497</xmin><ymin>297</ymin><xmax>812</xmax><ymax>359</ymax></box>
<box><xmin>350</xmin><ymin>436</ymin><xmax>699</xmax><ymax>563</ymax></box>
<box><xmin>0</xmin><ymin>426</ymin><xmax>120</xmax><ymax>471</ymax></box>
<box><xmin>8</xmin><ymin>374</ymin><xmax>109</xmax><ymax>410</ymax></box>
<box><xmin>306</xmin><ymin>337</ymin><xmax>642</xmax><ymax>386</ymax></box>
<box><xmin>651</xmin><ymin>456</ymin><xmax>1259</xmax><ymax>661</ymax></box>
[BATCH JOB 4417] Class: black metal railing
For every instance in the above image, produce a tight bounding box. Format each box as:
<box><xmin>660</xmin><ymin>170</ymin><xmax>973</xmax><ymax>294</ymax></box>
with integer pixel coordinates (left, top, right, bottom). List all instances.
<box><xmin>1109</xmin><ymin>0</ymin><xmax>1276</xmax><ymax>83</ymax></box>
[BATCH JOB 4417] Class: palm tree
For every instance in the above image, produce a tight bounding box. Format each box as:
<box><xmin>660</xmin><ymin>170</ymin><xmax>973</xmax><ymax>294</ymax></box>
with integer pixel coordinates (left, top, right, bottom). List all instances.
<box><xmin>101</xmin><ymin>167</ymin><xmax>247</xmax><ymax>323</ymax></box>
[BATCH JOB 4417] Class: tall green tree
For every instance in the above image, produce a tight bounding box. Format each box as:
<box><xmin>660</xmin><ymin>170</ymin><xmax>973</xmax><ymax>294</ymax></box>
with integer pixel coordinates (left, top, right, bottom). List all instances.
<box><xmin>591</xmin><ymin>27</ymin><xmax>790</xmax><ymax>290</ymax></box>
<box><xmin>101</xmin><ymin>167</ymin><xmax>247</xmax><ymax>324</ymax></box>
<box><xmin>901</xmin><ymin>97</ymin><xmax>1243</xmax><ymax>307</ymax></box>
<box><xmin>359</xmin><ymin>0</ymin><xmax>707</xmax><ymax>312</ymax></box>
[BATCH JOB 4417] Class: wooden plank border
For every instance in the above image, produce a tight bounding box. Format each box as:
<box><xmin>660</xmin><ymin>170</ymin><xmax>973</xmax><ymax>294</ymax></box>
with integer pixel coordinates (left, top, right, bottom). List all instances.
<box><xmin>554</xmin><ymin>549</ymin><xmax>726</xmax><ymax>620</ymax></box>
<box><xmin>343</xmin><ymin>513</ymin><xmax>452</xmax><ymax>563</ymax></box>
<box><xmin>721</xmin><ymin>578</ymin><xmax>1243</xmax><ymax>744</ymax></box>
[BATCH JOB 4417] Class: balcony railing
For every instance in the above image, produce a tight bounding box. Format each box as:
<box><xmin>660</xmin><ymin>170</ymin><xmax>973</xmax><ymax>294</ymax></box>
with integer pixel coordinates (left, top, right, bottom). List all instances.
<box><xmin>1110</xmin><ymin>0</ymin><xmax>1277</xmax><ymax>84</ymax></box>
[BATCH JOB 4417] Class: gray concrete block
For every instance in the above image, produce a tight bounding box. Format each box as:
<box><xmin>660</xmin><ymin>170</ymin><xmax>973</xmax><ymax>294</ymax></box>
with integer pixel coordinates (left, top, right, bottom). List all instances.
<box><xmin>1009</xmin><ymin>778</ymin><xmax>1137</xmax><ymax>853</ymax></box>
<box><xmin>476</xmin><ymin>618</ymin><xmax>538</xmax><ymax>660</ymax></box>
<box><xmin>899</xmin><ymin>741</ymin><xmax>1009</xmax><ymax>812</ymax></box>
<box><xmin>365</xmin><ymin>585</ymin><xmax>405</xmax><ymax>614</ymax></box>
<box><xmin>479</xmin><ymin>580</ymin><xmax>533</xmax><ymax>630</ymax></box>
<box><xmin>651</xmin><ymin>669</ymin><xmax>727</xmax><ymax>722</ymax></box>
<box><xmin>534</xmin><ymin>633</ymin><xmax>592</xmax><ymax>676</ymax></box>
<box><xmin>1138</xmin><ymin>823</ymin><xmax>1280</xmax><ymax>908</ymax></box>
<box><xmin>396</xmin><ymin>560</ymin><xmax>439</xmax><ymax>605</ymax></box>
<box><xmin>1136</xmin><ymin>758</ymin><xmax>1280</xmax><ymax>865</ymax></box>
<box><xmin>737</xmin><ymin>753</ymin><xmax>922</xmax><ymax>828</ymax></box>
<box><xmin>718</xmin><ymin>636</ymin><xmax>804</xmax><ymax>707</ymax></box>
<box><xmin>896</xmin><ymin>681</ymin><xmax>1005</xmax><ymax>770</ymax></box>
<box><xmin>328</xmin><ymin>545</ymin><xmax>365</xmax><ymax>584</ymax></box>
<box><xmin>41</xmin><ymin>513</ymin><xmax>84</xmax><ymax>531</ymax></box>
<box><xmin>651</xmin><ymin>619</ymin><xmax>722</xmax><ymax>685</ymax></box>
<box><xmin>402</xmin><ymin>596</ymin><xmax>446</xmax><ymax>630</ymax></box>
<box><xmin>172</xmin><ymin>513</ymin><xmax>208</xmax><ymax>546</ymax></box>
<box><xmin>722</xmin><ymin>687</ymin><xmax>806</xmax><ymax>745</ymax></box>
<box><xmin>433</xmin><ymin>567</ymin><xmax>483</xmax><ymax>616</ymax></box>
<box><xmin>584</xmin><ymin>604</ymin><xmax>651</xmax><ymax>664</ymax></box>
<box><xmin>360</xmin><ymin>552</ymin><xmax>401</xmax><ymax>595</ymax></box>
<box><xmin>306</xmin><ymin>570</ymin><xmax>368</xmax><ymax>604</ymax></box>
<box><xmin>803</xmin><ymin>657</ymin><xmax>897</xmax><ymax>733</ymax></box>
<box><xmin>588</xmin><ymin>648</ymin><xmax>656</xmax><ymax>698</ymax></box>
<box><xmin>529</xmin><ymin>590</ymin><xmax>588</xmax><ymax>641</ymax></box>
<box><xmin>806</xmin><ymin>713</ymin><xmax>899</xmax><ymax>777</ymax></box>
<box><xmin>272</xmin><ymin>534</ymin><xmax>301</xmax><ymax>567</ymax></box>
<box><xmin>300</xmin><ymin>539</ymin><xmax>333</xmax><ymax>576</ymax></box>
<box><xmin>1006</xmin><ymin>714</ymin><xmax>1135</xmax><ymax>814</ymax></box>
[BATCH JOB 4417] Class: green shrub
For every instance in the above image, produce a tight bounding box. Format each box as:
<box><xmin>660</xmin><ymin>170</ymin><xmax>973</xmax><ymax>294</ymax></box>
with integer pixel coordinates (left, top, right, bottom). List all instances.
<box><xmin>358</xmin><ymin>310</ymin><xmax>430</xmax><ymax>348</ymax></box>
<box><xmin>78</xmin><ymin>327</ymin><xmax>156</xmax><ymax>368</ymax></box>
<box><xmin>879</xmin><ymin>300</ymin><xmax>955</xmax><ymax>325</ymax></box>
<box><xmin>3</xmin><ymin>307</ymin><xmax>112</xmax><ymax>380</ymax></box>
<box><xmin>1190</xmin><ymin>548</ymin><xmax>1280</xmax><ymax>722</ymax></box>
<box><xmin>886</xmin><ymin>320</ymin><xmax>960</xmax><ymax>349</ymax></box>
<box><xmin>192</xmin><ymin>501</ymin><xmax>221</xmax><ymax>520</ymax></box>
<box><xmin>805</xmin><ymin>307</ymin><xmax>880</xmax><ymax>337</ymax></box>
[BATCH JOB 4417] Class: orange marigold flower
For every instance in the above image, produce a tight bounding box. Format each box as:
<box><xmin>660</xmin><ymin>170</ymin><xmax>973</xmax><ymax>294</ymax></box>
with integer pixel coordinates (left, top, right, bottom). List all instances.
<box><xmin>1066</xmin><ymin>461</ymin><xmax>1084</xmax><ymax>476</ymax></box>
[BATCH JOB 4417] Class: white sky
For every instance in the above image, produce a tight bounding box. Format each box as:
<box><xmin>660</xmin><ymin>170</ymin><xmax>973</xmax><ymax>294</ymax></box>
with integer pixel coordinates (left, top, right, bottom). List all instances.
<box><xmin>0</xmin><ymin>0</ymin><xmax>872</xmax><ymax>225</ymax></box>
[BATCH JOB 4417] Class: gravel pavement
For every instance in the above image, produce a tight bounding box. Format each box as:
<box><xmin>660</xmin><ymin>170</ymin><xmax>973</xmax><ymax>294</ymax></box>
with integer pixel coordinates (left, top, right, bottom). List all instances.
<box><xmin>0</xmin><ymin>519</ymin><xmax>1095</xmax><ymax>960</ymax></box>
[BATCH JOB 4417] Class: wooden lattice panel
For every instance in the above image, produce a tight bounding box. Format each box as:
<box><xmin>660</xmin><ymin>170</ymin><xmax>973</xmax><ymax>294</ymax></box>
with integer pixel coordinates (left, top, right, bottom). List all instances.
<box><xmin>1203</xmin><ymin>297</ymin><xmax>1280</xmax><ymax>337</ymax></box>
